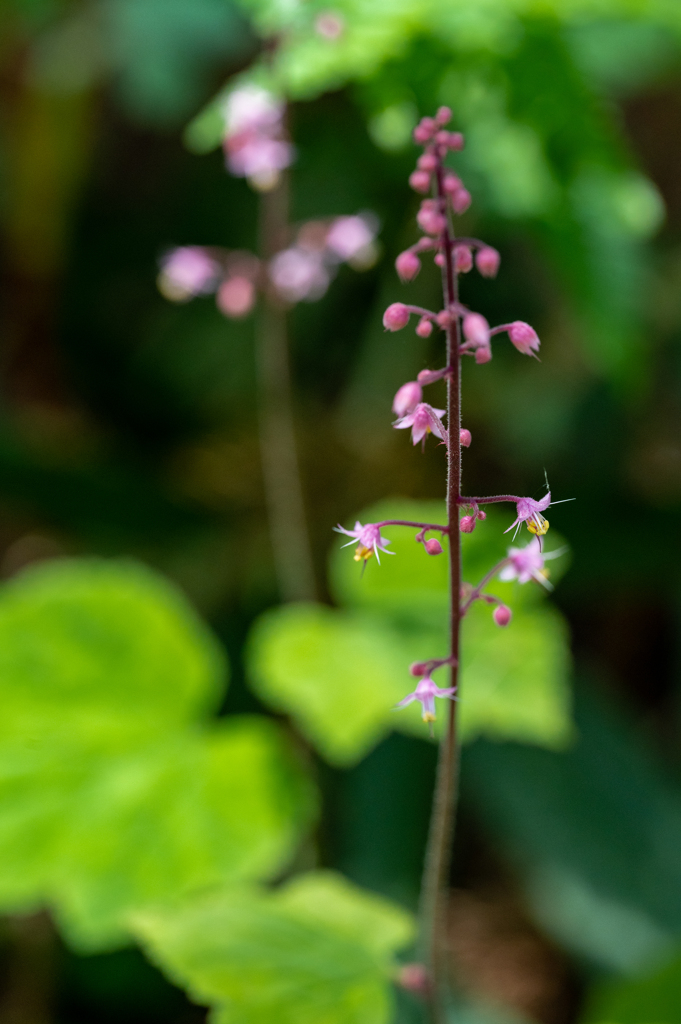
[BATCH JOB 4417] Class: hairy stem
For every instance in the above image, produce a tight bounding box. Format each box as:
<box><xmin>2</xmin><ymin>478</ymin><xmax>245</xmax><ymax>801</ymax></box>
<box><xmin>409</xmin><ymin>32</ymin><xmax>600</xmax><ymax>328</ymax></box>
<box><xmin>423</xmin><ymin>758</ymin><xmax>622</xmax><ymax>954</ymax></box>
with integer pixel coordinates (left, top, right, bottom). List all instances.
<box><xmin>256</xmin><ymin>175</ymin><xmax>317</xmax><ymax>602</ymax></box>
<box><xmin>418</xmin><ymin>165</ymin><xmax>462</xmax><ymax>1018</ymax></box>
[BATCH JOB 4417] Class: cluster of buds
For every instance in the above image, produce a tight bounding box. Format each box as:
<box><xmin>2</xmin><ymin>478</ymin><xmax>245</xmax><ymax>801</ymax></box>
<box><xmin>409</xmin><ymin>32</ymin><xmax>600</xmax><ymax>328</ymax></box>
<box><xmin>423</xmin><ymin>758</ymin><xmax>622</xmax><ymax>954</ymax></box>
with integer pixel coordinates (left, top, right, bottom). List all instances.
<box><xmin>158</xmin><ymin>214</ymin><xmax>377</xmax><ymax>316</ymax></box>
<box><xmin>335</xmin><ymin>107</ymin><xmax>570</xmax><ymax>727</ymax></box>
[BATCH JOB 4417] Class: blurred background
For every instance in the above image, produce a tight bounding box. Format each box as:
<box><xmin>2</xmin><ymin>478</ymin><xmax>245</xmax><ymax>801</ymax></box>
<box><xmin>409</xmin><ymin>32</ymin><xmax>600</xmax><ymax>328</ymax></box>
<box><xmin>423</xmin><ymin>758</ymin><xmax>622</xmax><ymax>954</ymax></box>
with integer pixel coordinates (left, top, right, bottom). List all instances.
<box><xmin>1</xmin><ymin>0</ymin><xmax>681</xmax><ymax>1022</ymax></box>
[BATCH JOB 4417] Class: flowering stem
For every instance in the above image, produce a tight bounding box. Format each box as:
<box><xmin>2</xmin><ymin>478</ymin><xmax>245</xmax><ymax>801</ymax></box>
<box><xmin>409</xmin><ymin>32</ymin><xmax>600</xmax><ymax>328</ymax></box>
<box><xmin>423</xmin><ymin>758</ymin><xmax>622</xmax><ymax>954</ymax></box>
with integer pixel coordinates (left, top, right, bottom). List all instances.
<box><xmin>418</xmin><ymin>162</ymin><xmax>462</xmax><ymax>1016</ymax></box>
<box><xmin>256</xmin><ymin>174</ymin><xmax>317</xmax><ymax>601</ymax></box>
<box><xmin>460</xmin><ymin>558</ymin><xmax>510</xmax><ymax>616</ymax></box>
<box><xmin>459</xmin><ymin>494</ymin><xmax>521</xmax><ymax>505</ymax></box>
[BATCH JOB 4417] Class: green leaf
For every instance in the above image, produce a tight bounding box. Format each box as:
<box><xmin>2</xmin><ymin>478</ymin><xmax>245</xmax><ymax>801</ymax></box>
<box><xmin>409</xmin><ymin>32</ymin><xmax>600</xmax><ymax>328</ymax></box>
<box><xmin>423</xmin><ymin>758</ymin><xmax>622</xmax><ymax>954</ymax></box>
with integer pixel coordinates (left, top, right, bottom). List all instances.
<box><xmin>583</xmin><ymin>950</ymin><xmax>681</xmax><ymax>1024</ymax></box>
<box><xmin>0</xmin><ymin>559</ymin><xmax>314</xmax><ymax>948</ymax></box>
<box><xmin>132</xmin><ymin>870</ymin><xmax>414</xmax><ymax>1024</ymax></box>
<box><xmin>247</xmin><ymin>603</ymin><xmax>410</xmax><ymax>766</ymax></box>
<box><xmin>0</xmin><ymin>558</ymin><xmax>225</xmax><ymax>750</ymax></box>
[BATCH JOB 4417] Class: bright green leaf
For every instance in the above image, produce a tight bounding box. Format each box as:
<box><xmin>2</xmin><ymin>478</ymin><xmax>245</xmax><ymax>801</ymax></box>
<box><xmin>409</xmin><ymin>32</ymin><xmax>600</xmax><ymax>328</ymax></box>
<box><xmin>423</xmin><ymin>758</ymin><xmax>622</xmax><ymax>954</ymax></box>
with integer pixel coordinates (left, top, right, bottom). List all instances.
<box><xmin>132</xmin><ymin>870</ymin><xmax>414</xmax><ymax>1024</ymax></box>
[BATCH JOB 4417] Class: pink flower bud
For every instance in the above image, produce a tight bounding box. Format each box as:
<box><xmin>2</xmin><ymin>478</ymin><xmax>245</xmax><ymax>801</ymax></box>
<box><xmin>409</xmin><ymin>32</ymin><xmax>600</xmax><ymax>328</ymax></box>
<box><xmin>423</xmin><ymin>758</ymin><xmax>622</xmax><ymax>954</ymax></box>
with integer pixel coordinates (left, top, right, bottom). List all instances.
<box><xmin>448</xmin><ymin>132</ymin><xmax>464</xmax><ymax>150</ymax></box>
<box><xmin>416</xmin><ymin>204</ymin><xmax>446</xmax><ymax>235</ymax></box>
<box><xmin>434</xmin><ymin>253</ymin><xmax>445</xmax><ymax>267</ymax></box>
<box><xmin>395</xmin><ymin>249</ymin><xmax>421</xmax><ymax>282</ymax></box>
<box><xmin>459</xmin><ymin>428</ymin><xmax>472</xmax><ymax>447</ymax></box>
<box><xmin>392</xmin><ymin>381</ymin><xmax>422</xmax><ymax>417</ymax></box>
<box><xmin>216</xmin><ymin>276</ymin><xmax>256</xmax><ymax>318</ymax></box>
<box><xmin>476</xmin><ymin>510</ymin><xmax>486</xmax><ymax>520</ymax></box>
<box><xmin>436</xmin><ymin>106</ymin><xmax>452</xmax><ymax>125</ymax></box>
<box><xmin>508</xmin><ymin>320</ymin><xmax>540</xmax><ymax>356</ymax></box>
<box><xmin>463</xmin><ymin>313</ymin><xmax>489</xmax><ymax>347</ymax></box>
<box><xmin>410</xmin><ymin>661</ymin><xmax>429</xmax><ymax>677</ymax></box>
<box><xmin>418</xmin><ymin>367</ymin><xmax>445</xmax><ymax>384</ymax></box>
<box><xmin>475</xmin><ymin>246</ymin><xmax>500</xmax><ymax>278</ymax></box>
<box><xmin>459</xmin><ymin>515</ymin><xmax>476</xmax><ymax>533</ymax></box>
<box><xmin>443</xmin><ymin>174</ymin><xmax>462</xmax><ymax>194</ymax></box>
<box><xmin>452</xmin><ymin>188</ymin><xmax>472</xmax><ymax>214</ymax></box>
<box><xmin>409</xmin><ymin>170</ymin><xmax>431</xmax><ymax>194</ymax></box>
<box><xmin>493</xmin><ymin>605</ymin><xmax>512</xmax><ymax>627</ymax></box>
<box><xmin>475</xmin><ymin>345</ymin><xmax>492</xmax><ymax>364</ymax></box>
<box><xmin>416</xmin><ymin>316</ymin><xmax>433</xmax><ymax>338</ymax></box>
<box><xmin>424</xmin><ymin>538</ymin><xmax>443</xmax><ymax>555</ymax></box>
<box><xmin>454</xmin><ymin>245</ymin><xmax>473</xmax><ymax>273</ymax></box>
<box><xmin>436</xmin><ymin>310</ymin><xmax>451</xmax><ymax>328</ymax></box>
<box><xmin>420</xmin><ymin>117</ymin><xmax>436</xmax><ymax>135</ymax></box>
<box><xmin>383</xmin><ymin>302</ymin><xmax>410</xmax><ymax>331</ymax></box>
<box><xmin>417</xmin><ymin>153</ymin><xmax>438</xmax><ymax>171</ymax></box>
<box><xmin>435</xmin><ymin>130</ymin><xmax>450</xmax><ymax>145</ymax></box>
<box><xmin>413</xmin><ymin>124</ymin><xmax>431</xmax><ymax>144</ymax></box>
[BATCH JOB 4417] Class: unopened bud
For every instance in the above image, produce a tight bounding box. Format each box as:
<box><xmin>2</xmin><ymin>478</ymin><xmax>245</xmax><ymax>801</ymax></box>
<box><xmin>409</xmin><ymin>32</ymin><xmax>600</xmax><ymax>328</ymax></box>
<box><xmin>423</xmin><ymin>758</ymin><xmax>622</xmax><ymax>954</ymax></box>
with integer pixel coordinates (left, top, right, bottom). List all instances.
<box><xmin>418</xmin><ymin>367</ymin><xmax>445</xmax><ymax>384</ymax></box>
<box><xmin>435</xmin><ymin>130</ymin><xmax>450</xmax><ymax>145</ymax></box>
<box><xmin>409</xmin><ymin>170</ymin><xmax>431</xmax><ymax>194</ymax></box>
<box><xmin>413</xmin><ymin>124</ymin><xmax>431</xmax><ymax>144</ymax></box>
<box><xmin>216</xmin><ymin>276</ymin><xmax>255</xmax><ymax>318</ymax></box>
<box><xmin>416</xmin><ymin>317</ymin><xmax>433</xmax><ymax>338</ymax></box>
<box><xmin>475</xmin><ymin>246</ymin><xmax>500</xmax><ymax>278</ymax></box>
<box><xmin>417</xmin><ymin>204</ymin><xmax>446</xmax><ymax>235</ymax></box>
<box><xmin>475</xmin><ymin>345</ymin><xmax>492</xmax><ymax>364</ymax></box>
<box><xmin>451</xmin><ymin>187</ymin><xmax>472</xmax><ymax>214</ymax></box>
<box><xmin>443</xmin><ymin>173</ymin><xmax>462</xmax><ymax>194</ymax></box>
<box><xmin>459</xmin><ymin>428</ymin><xmax>472</xmax><ymax>447</ymax></box>
<box><xmin>463</xmin><ymin>312</ymin><xmax>490</xmax><ymax>347</ymax></box>
<box><xmin>448</xmin><ymin>132</ymin><xmax>464</xmax><ymax>150</ymax></box>
<box><xmin>436</xmin><ymin>310</ymin><xmax>452</xmax><ymax>328</ymax></box>
<box><xmin>493</xmin><ymin>605</ymin><xmax>512</xmax><ymax>627</ymax></box>
<box><xmin>459</xmin><ymin>515</ymin><xmax>476</xmax><ymax>533</ymax></box>
<box><xmin>434</xmin><ymin>253</ymin><xmax>445</xmax><ymax>267</ymax></box>
<box><xmin>424</xmin><ymin>538</ymin><xmax>443</xmax><ymax>555</ymax></box>
<box><xmin>396</xmin><ymin>249</ymin><xmax>421</xmax><ymax>282</ymax></box>
<box><xmin>392</xmin><ymin>381</ymin><xmax>422</xmax><ymax>416</ymax></box>
<box><xmin>417</xmin><ymin>152</ymin><xmax>438</xmax><ymax>171</ymax></box>
<box><xmin>410</xmin><ymin>661</ymin><xmax>428</xmax><ymax>677</ymax></box>
<box><xmin>476</xmin><ymin>509</ymin><xmax>486</xmax><ymax>520</ymax></box>
<box><xmin>383</xmin><ymin>302</ymin><xmax>410</xmax><ymax>331</ymax></box>
<box><xmin>435</xmin><ymin>106</ymin><xmax>452</xmax><ymax>125</ymax></box>
<box><xmin>454</xmin><ymin>245</ymin><xmax>473</xmax><ymax>273</ymax></box>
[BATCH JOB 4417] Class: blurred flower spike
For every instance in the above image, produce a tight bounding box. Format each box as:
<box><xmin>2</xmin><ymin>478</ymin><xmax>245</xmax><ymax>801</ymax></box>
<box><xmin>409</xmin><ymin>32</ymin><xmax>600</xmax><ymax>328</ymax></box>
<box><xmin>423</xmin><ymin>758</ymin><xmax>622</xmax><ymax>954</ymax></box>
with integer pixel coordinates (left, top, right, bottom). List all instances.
<box><xmin>334</xmin><ymin>521</ymin><xmax>394</xmax><ymax>564</ymax></box>
<box><xmin>222</xmin><ymin>85</ymin><xmax>294</xmax><ymax>192</ymax></box>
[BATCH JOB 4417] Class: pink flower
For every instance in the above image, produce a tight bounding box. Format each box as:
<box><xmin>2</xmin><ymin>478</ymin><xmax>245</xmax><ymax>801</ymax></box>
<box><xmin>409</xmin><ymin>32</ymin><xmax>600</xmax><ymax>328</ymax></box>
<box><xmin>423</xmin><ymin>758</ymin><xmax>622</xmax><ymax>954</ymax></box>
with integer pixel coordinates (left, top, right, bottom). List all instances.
<box><xmin>216</xmin><ymin>276</ymin><xmax>256</xmax><ymax>318</ymax></box>
<box><xmin>459</xmin><ymin>429</ymin><xmax>472</xmax><ymax>447</ymax></box>
<box><xmin>158</xmin><ymin>247</ymin><xmax>219</xmax><ymax>302</ymax></box>
<box><xmin>417</xmin><ymin>153</ymin><xmax>438</xmax><ymax>172</ymax></box>
<box><xmin>451</xmin><ymin>188</ymin><xmax>472</xmax><ymax>214</ymax></box>
<box><xmin>499</xmin><ymin>537</ymin><xmax>549</xmax><ymax>586</ymax></box>
<box><xmin>392</xmin><ymin>381</ymin><xmax>423</xmax><ymax>417</ymax></box>
<box><xmin>508</xmin><ymin>321</ymin><xmax>540</xmax><ymax>356</ymax></box>
<box><xmin>222</xmin><ymin>85</ymin><xmax>293</xmax><ymax>190</ymax></box>
<box><xmin>396</xmin><ymin>250</ymin><xmax>421</xmax><ymax>282</ymax></box>
<box><xmin>417</xmin><ymin>202</ymin><xmax>446</xmax><ymax>235</ymax></box>
<box><xmin>504</xmin><ymin>492</ymin><xmax>551</xmax><ymax>537</ymax></box>
<box><xmin>396</xmin><ymin>675</ymin><xmax>456</xmax><ymax>724</ymax></box>
<box><xmin>269</xmin><ymin>248</ymin><xmax>329</xmax><ymax>303</ymax></box>
<box><xmin>334</xmin><ymin>521</ymin><xmax>394</xmax><ymax>564</ymax></box>
<box><xmin>416</xmin><ymin>317</ymin><xmax>433</xmax><ymax>338</ymax></box>
<box><xmin>393</xmin><ymin>402</ymin><xmax>447</xmax><ymax>446</ymax></box>
<box><xmin>383</xmin><ymin>302</ymin><xmax>410</xmax><ymax>331</ymax></box>
<box><xmin>476</xmin><ymin>246</ymin><xmax>500</xmax><ymax>278</ymax></box>
<box><xmin>326</xmin><ymin>216</ymin><xmax>375</xmax><ymax>261</ymax></box>
<box><xmin>442</xmin><ymin>174</ymin><xmax>462</xmax><ymax>195</ymax></box>
<box><xmin>459</xmin><ymin>515</ymin><xmax>475</xmax><ymax>533</ymax></box>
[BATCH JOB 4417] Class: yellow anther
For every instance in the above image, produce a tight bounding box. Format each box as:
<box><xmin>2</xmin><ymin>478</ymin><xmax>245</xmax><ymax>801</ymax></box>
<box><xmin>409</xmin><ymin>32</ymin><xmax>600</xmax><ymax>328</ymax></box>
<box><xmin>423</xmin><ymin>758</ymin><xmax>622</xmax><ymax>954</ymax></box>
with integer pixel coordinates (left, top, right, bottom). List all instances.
<box><xmin>353</xmin><ymin>545</ymin><xmax>374</xmax><ymax>562</ymax></box>
<box><xmin>422</xmin><ymin>712</ymin><xmax>436</xmax><ymax>723</ymax></box>
<box><xmin>527</xmin><ymin>517</ymin><xmax>549</xmax><ymax>536</ymax></box>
